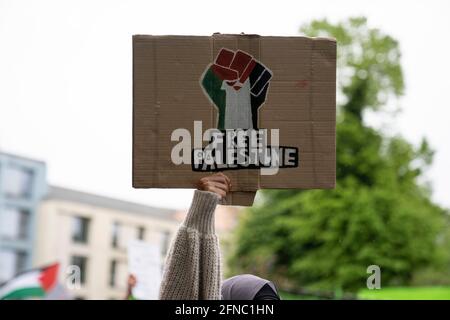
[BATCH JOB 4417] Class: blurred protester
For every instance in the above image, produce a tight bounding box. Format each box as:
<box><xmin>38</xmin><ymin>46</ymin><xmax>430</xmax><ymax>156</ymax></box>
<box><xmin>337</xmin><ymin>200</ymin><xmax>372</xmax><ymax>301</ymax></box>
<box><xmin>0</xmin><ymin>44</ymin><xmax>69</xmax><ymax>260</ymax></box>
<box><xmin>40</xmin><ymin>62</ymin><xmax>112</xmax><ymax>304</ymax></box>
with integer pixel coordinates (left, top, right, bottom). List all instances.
<box><xmin>124</xmin><ymin>274</ymin><xmax>137</xmax><ymax>300</ymax></box>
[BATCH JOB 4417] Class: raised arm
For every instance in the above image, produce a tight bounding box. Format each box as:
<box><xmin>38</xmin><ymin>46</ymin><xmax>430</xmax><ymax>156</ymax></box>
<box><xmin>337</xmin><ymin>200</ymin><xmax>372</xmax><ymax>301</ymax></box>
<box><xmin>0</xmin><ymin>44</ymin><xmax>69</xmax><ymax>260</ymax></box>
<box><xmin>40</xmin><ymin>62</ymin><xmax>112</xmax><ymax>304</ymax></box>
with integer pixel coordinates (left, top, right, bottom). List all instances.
<box><xmin>159</xmin><ymin>173</ymin><xmax>231</xmax><ymax>300</ymax></box>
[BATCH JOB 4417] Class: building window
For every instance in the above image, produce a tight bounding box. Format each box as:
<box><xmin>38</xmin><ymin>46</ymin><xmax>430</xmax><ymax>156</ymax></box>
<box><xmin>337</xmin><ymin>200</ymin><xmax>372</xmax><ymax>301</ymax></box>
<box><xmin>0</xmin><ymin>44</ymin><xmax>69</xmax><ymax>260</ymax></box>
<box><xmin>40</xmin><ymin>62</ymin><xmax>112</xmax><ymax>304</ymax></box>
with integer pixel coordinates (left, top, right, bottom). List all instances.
<box><xmin>3</xmin><ymin>165</ymin><xmax>34</xmax><ymax>199</ymax></box>
<box><xmin>161</xmin><ymin>230</ymin><xmax>171</xmax><ymax>255</ymax></box>
<box><xmin>0</xmin><ymin>249</ymin><xmax>28</xmax><ymax>283</ymax></box>
<box><xmin>71</xmin><ymin>256</ymin><xmax>87</xmax><ymax>285</ymax></box>
<box><xmin>111</xmin><ymin>222</ymin><xmax>120</xmax><ymax>248</ymax></box>
<box><xmin>71</xmin><ymin>216</ymin><xmax>90</xmax><ymax>244</ymax></box>
<box><xmin>137</xmin><ymin>226</ymin><xmax>145</xmax><ymax>240</ymax></box>
<box><xmin>109</xmin><ymin>260</ymin><xmax>117</xmax><ymax>287</ymax></box>
<box><xmin>109</xmin><ymin>260</ymin><xmax>127</xmax><ymax>290</ymax></box>
<box><xmin>112</xmin><ymin>223</ymin><xmax>139</xmax><ymax>249</ymax></box>
<box><xmin>16</xmin><ymin>251</ymin><xmax>27</xmax><ymax>273</ymax></box>
<box><xmin>0</xmin><ymin>207</ymin><xmax>30</xmax><ymax>241</ymax></box>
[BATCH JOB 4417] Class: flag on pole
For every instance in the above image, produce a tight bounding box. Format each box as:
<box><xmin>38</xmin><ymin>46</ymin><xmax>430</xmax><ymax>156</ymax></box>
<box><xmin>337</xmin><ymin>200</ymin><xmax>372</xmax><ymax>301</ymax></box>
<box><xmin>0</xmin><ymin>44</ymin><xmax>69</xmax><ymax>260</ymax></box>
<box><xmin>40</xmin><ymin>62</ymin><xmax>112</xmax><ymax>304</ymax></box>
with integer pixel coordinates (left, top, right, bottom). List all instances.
<box><xmin>0</xmin><ymin>263</ymin><xmax>59</xmax><ymax>300</ymax></box>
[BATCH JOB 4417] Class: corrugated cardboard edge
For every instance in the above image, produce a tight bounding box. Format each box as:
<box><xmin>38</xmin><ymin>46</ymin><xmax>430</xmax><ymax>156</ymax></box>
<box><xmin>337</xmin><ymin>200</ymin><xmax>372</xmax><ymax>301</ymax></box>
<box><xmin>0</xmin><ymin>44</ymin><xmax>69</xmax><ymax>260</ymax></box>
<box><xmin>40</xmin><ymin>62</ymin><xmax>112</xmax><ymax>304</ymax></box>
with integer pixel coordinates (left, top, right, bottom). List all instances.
<box><xmin>225</xmin><ymin>191</ymin><xmax>257</xmax><ymax>207</ymax></box>
<box><xmin>314</xmin><ymin>36</ymin><xmax>336</xmax><ymax>190</ymax></box>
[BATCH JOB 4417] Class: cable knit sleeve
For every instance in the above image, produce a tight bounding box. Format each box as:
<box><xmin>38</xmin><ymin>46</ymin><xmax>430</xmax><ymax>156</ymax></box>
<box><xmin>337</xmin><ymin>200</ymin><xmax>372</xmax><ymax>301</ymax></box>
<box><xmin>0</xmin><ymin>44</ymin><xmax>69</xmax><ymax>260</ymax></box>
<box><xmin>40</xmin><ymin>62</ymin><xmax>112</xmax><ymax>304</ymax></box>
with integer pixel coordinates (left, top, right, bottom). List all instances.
<box><xmin>159</xmin><ymin>190</ymin><xmax>222</xmax><ymax>300</ymax></box>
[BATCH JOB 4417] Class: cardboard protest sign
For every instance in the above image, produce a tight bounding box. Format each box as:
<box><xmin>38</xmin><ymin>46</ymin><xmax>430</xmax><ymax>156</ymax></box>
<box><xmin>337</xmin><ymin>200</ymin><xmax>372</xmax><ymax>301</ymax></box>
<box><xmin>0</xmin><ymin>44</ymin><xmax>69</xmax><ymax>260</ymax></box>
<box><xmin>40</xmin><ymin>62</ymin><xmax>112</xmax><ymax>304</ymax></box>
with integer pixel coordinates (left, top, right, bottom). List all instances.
<box><xmin>127</xmin><ymin>240</ymin><xmax>162</xmax><ymax>300</ymax></box>
<box><xmin>133</xmin><ymin>34</ymin><xmax>336</xmax><ymax>206</ymax></box>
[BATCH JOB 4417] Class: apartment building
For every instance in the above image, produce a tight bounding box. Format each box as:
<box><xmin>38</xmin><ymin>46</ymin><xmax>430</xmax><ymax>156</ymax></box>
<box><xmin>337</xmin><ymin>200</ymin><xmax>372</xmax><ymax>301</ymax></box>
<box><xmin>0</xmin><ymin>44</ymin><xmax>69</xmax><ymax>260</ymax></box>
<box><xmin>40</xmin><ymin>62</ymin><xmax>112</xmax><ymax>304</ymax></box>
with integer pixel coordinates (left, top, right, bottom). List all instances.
<box><xmin>34</xmin><ymin>186</ymin><xmax>179</xmax><ymax>300</ymax></box>
<box><xmin>0</xmin><ymin>152</ymin><xmax>47</xmax><ymax>284</ymax></box>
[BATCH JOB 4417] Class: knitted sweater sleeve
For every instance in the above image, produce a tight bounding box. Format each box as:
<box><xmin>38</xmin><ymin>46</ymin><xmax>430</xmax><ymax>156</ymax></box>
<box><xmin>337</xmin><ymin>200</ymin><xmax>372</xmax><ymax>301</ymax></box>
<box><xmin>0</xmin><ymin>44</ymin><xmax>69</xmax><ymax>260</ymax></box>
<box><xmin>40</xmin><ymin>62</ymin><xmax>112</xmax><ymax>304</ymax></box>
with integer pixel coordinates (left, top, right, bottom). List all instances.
<box><xmin>159</xmin><ymin>190</ymin><xmax>222</xmax><ymax>300</ymax></box>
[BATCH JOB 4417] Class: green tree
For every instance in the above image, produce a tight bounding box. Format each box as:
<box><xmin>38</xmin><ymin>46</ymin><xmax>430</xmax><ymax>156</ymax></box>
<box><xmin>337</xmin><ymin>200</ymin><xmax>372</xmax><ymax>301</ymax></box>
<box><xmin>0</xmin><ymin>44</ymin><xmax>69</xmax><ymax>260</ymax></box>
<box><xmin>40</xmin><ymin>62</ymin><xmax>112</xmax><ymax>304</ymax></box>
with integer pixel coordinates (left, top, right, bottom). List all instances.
<box><xmin>228</xmin><ymin>17</ymin><xmax>449</xmax><ymax>292</ymax></box>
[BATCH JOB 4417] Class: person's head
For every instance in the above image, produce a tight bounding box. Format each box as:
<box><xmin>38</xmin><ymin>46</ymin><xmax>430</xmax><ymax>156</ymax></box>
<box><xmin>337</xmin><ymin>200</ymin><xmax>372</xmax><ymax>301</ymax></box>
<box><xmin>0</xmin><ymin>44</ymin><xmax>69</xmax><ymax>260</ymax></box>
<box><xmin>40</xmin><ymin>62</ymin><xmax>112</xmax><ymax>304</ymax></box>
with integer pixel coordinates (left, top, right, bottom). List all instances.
<box><xmin>127</xmin><ymin>274</ymin><xmax>137</xmax><ymax>289</ymax></box>
<box><xmin>221</xmin><ymin>274</ymin><xmax>280</xmax><ymax>300</ymax></box>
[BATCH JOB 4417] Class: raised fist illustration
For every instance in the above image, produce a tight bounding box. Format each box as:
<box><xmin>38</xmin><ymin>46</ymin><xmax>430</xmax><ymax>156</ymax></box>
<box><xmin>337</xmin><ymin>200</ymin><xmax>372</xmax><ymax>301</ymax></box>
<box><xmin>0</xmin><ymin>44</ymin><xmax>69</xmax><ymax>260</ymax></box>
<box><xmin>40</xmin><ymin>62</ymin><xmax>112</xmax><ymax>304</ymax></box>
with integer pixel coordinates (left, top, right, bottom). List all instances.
<box><xmin>200</xmin><ymin>48</ymin><xmax>272</xmax><ymax>130</ymax></box>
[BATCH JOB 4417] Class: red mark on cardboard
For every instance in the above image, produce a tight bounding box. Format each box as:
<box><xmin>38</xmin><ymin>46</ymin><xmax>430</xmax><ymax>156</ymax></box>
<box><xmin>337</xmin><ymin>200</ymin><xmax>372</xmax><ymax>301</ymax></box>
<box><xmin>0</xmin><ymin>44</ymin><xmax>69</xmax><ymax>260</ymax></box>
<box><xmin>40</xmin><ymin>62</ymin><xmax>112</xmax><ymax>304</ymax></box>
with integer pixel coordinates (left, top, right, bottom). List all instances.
<box><xmin>296</xmin><ymin>80</ymin><xmax>310</xmax><ymax>89</ymax></box>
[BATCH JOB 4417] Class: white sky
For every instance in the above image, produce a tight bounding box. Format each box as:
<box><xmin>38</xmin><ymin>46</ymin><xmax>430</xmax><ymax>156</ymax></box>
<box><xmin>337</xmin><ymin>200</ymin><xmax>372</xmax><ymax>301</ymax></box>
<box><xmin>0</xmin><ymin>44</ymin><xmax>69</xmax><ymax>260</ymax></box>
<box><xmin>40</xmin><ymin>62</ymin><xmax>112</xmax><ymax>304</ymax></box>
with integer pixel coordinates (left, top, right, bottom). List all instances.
<box><xmin>0</xmin><ymin>0</ymin><xmax>449</xmax><ymax>210</ymax></box>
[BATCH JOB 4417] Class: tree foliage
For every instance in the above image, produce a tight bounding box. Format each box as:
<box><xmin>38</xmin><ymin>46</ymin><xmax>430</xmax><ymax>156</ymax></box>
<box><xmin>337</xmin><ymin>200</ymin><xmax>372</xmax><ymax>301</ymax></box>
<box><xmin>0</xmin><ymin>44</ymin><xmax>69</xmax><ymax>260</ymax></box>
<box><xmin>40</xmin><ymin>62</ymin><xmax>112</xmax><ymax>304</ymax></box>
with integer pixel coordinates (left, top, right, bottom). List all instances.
<box><xmin>228</xmin><ymin>17</ymin><xmax>449</xmax><ymax>291</ymax></box>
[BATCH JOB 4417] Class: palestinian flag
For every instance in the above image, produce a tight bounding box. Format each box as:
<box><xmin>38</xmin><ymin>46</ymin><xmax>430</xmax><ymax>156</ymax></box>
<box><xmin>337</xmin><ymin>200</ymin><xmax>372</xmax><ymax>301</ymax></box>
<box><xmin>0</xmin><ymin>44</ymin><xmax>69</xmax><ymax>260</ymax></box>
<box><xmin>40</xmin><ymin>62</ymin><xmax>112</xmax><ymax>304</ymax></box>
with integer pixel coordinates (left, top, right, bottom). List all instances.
<box><xmin>0</xmin><ymin>263</ymin><xmax>59</xmax><ymax>300</ymax></box>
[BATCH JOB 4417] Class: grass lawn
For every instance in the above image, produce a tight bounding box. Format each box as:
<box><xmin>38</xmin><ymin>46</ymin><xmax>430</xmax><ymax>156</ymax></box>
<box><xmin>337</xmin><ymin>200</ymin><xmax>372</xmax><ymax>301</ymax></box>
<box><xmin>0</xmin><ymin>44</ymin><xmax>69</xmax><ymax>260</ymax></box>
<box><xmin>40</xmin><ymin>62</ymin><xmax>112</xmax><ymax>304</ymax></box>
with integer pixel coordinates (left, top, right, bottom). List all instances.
<box><xmin>280</xmin><ymin>291</ymin><xmax>321</xmax><ymax>300</ymax></box>
<box><xmin>280</xmin><ymin>287</ymin><xmax>450</xmax><ymax>300</ymax></box>
<box><xmin>358</xmin><ymin>287</ymin><xmax>450</xmax><ymax>300</ymax></box>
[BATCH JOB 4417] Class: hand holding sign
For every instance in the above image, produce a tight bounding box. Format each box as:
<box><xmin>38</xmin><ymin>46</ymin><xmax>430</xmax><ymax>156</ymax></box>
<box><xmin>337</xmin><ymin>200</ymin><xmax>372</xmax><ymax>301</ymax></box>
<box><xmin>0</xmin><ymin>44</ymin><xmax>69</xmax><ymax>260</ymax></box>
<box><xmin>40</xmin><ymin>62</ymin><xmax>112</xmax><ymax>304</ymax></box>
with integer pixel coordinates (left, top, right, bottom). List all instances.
<box><xmin>197</xmin><ymin>173</ymin><xmax>231</xmax><ymax>199</ymax></box>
